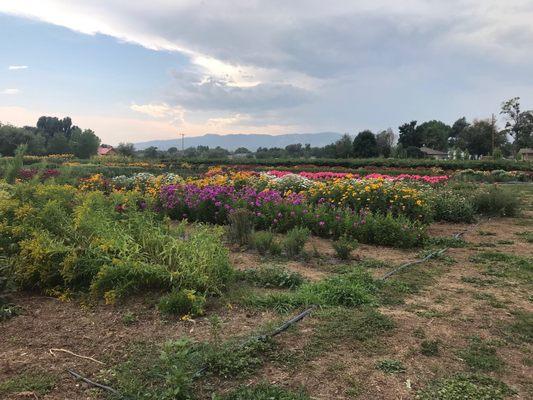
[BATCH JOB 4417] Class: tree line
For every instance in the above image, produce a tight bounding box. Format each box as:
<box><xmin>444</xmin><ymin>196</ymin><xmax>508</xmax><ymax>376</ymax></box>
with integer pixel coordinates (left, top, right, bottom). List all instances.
<box><xmin>0</xmin><ymin>116</ymin><xmax>100</xmax><ymax>158</ymax></box>
<box><xmin>122</xmin><ymin>97</ymin><xmax>532</xmax><ymax>160</ymax></box>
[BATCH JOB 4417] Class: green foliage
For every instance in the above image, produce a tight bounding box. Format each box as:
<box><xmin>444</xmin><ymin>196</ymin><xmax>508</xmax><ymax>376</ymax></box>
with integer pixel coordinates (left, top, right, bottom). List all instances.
<box><xmin>1</xmin><ymin>184</ymin><xmax>233</xmax><ymax>301</ymax></box>
<box><xmin>251</xmin><ymin>230</ymin><xmax>278</xmax><ymax>255</ymax></box>
<box><xmin>239</xmin><ymin>265</ymin><xmax>304</xmax><ymax>289</ymax></box>
<box><xmin>505</xmin><ymin>311</ymin><xmax>532</xmax><ymax>344</ymax></box>
<box><xmin>420</xmin><ymin>340</ymin><xmax>440</xmax><ymax>356</ymax></box>
<box><xmin>3</xmin><ymin>144</ymin><xmax>26</xmax><ymax>184</ymax></box>
<box><xmin>353</xmin><ymin>130</ymin><xmax>378</xmax><ymax>158</ymax></box>
<box><xmin>283</xmin><ymin>227</ymin><xmax>310</xmax><ymax>259</ymax></box>
<box><xmin>472</xmin><ymin>186</ymin><xmax>521</xmax><ymax>217</ymax></box>
<box><xmin>228</xmin><ymin>208</ymin><xmax>254</xmax><ymax>246</ymax></box>
<box><xmin>458</xmin><ymin>337</ymin><xmax>504</xmax><ymax>372</ymax></box>
<box><xmin>253</xmin><ymin>269</ymin><xmax>377</xmax><ymax>312</ymax></box>
<box><xmin>214</xmin><ymin>383</ymin><xmax>310</xmax><ymax>400</ymax></box>
<box><xmin>376</xmin><ymin>359</ymin><xmax>405</xmax><ymax>374</ymax></box>
<box><xmin>158</xmin><ymin>289</ymin><xmax>206</xmax><ymax>317</ymax></box>
<box><xmin>469</xmin><ymin>251</ymin><xmax>532</xmax><ymax>283</ymax></box>
<box><xmin>0</xmin><ymin>371</ymin><xmax>56</xmax><ymax>396</ymax></box>
<box><xmin>313</xmin><ymin>307</ymin><xmax>395</xmax><ymax>348</ymax></box>
<box><xmin>426</xmin><ymin>236</ymin><xmax>467</xmax><ymax>248</ymax></box>
<box><xmin>332</xmin><ymin>236</ymin><xmax>357</xmax><ymax>260</ymax></box>
<box><xmin>416</xmin><ymin>374</ymin><xmax>514</xmax><ymax>400</ymax></box>
<box><xmin>432</xmin><ymin>191</ymin><xmax>475</xmax><ymax>222</ymax></box>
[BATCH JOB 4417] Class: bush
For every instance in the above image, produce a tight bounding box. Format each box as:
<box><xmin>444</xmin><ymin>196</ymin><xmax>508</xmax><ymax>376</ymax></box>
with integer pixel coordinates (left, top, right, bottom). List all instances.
<box><xmin>228</xmin><ymin>208</ymin><xmax>254</xmax><ymax>245</ymax></box>
<box><xmin>283</xmin><ymin>227</ymin><xmax>310</xmax><ymax>258</ymax></box>
<box><xmin>433</xmin><ymin>191</ymin><xmax>475</xmax><ymax>223</ymax></box>
<box><xmin>158</xmin><ymin>289</ymin><xmax>206</xmax><ymax>318</ymax></box>
<box><xmin>332</xmin><ymin>236</ymin><xmax>357</xmax><ymax>260</ymax></box>
<box><xmin>472</xmin><ymin>186</ymin><xmax>521</xmax><ymax>217</ymax></box>
<box><xmin>251</xmin><ymin>231</ymin><xmax>276</xmax><ymax>255</ymax></box>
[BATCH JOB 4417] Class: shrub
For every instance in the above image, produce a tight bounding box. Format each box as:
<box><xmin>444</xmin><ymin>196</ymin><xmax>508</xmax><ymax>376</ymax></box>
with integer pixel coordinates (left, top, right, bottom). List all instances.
<box><xmin>283</xmin><ymin>227</ymin><xmax>310</xmax><ymax>258</ymax></box>
<box><xmin>251</xmin><ymin>231</ymin><xmax>276</xmax><ymax>255</ymax></box>
<box><xmin>228</xmin><ymin>208</ymin><xmax>254</xmax><ymax>245</ymax></box>
<box><xmin>240</xmin><ymin>265</ymin><xmax>304</xmax><ymax>289</ymax></box>
<box><xmin>158</xmin><ymin>289</ymin><xmax>206</xmax><ymax>318</ymax></box>
<box><xmin>472</xmin><ymin>186</ymin><xmax>521</xmax><ymax>217</ymax></box>
<box><xmin>433</xmin><ymin>191</ymin><xmax>475</xmax><ymax>223</ymax></box>
<box><xmin>3</xmin><ymin>145</ymin><xmax>26</xmax><ymax>184</ymax></box>
<box><xmin>332</xmin><ymin>236</ymin><xmax>357</xmax><ymax>260</ymax></box>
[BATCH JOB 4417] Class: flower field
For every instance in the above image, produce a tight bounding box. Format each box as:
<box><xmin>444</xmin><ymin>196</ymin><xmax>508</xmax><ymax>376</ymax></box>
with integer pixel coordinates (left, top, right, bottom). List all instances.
<box><xmin>1</xmin><ymin>161</ymin><xmax>532</xmax><ymax>400</ymax></box>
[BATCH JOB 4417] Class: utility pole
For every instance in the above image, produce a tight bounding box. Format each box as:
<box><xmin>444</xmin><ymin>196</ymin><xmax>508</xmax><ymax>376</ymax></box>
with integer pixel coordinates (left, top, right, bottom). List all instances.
<box><xmin>491</xmin><ymin>113</ymin><xmax>496</xmax><ymax>155</ymax></box>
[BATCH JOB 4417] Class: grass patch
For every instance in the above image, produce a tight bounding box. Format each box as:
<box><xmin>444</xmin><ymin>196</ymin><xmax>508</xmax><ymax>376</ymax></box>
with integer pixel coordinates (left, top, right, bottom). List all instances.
<box><xmin>250</xmin><ymin>269</ymin><xmax>377</xmax><ymax>312</ymax></box>
<box><xmin>426</xmin><ymin>236</ymin><xmax>467</xmax><ymax>248</ymax></box>
<box><xmin>0</xmin><ymin>371</ymin><xmax>56</xmax><ymax>396</ymax></box>
<box><xmin>376</xmin><ymin>359</ymin><xmax>405</xmax><ymax>374</ymax></box>
<box><xmin>469</xmin><ymin>251</ymin><xmax>532</xmax><ymax>283</ymax></box>
<box><xmin>472</xmin><ymin>292</ymin><xmax>505</xmax><ymax>308</ymax></box>
<box><xmin>515</xmin><ymin>230</ymin><xmax>533</xmax><ymax>243</ymax></box>
<box><xmin>238</xmin><ymin>265</ymin><xmax>304</xmax><ymax>289</ymax></box>
<box><xmin>420</xmin><ymin>340</ymin><xmax>440</xmax><ymax>356</ymax></box>
<box><xmin>214</xmin><ymin>383</ymin><xmax>310</xmax><ymax>400</ymax></box>
<box><xmin>461</xmin><ymin>276</ymin><xmax>498</xmax><ymax>287</ymax></box>
<box><xmin>503</xmin><ymin>311</ymin><xmax>532</xmax><ymax>344</ymax></box>
<box><xmin>416</xmin><ymin>374</ymin><xmax>514</xmax><ymax>400</ymax></box>
<box><xmin>458</xmin><ymin>337</ymin><xmax>504</xmax><ymax>372</ymax></box>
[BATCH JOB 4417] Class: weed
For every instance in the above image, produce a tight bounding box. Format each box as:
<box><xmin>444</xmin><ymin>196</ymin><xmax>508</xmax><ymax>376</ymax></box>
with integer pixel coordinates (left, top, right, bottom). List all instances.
<box><xmin>472</xmin><ymin>292</ymin><xmax>505</xmax><ymax>308</ymax></box>
<box><xmin>420</xmin><ymin>340</ymin><xmax>440</xmax><ymax>356</ymax></box>
<box><xmin>158</xmin><ymin>289</ymin><xmax>206</xmax><ymax>318</ymax></box>
<box><xmin>458</xmin><ymin>336</ymin><xmax>504</xmax><ymax>372</ymax></box>
<box><xmin>0</xmin><ymin>371</ymin><xmax>56</xmax><ymax>396</ymax></box>
<box><xmin>470</xmin><ymin>251</ymin><xmax>532</xmax><ymax>283</ymax></box>
<box><xmin>214</xmin><ymin>383</ymin><xmax>310</xmax><ymax>400</ymax></box>
<box><xmin>504</xmin><ymin>311</ymin><xmax>532</xmax><ymax>344</ymax></box>
<box><xmin>515</xmin><ymin>230</ymin><xmax>533</xmax><ymax>243</ymax></box>
<box><xmin>332</xmin><ymin>236</ymin><xmax>358</xmax><ymax>260</ymax></box>
<box><xmin>239</xmin><ymin>265</ymin><xmax>304</xmax><ymax>289</ymax></box>
<box><xmin>416</xmin><ymin>374</ymin><xmax>514</xmax><ymax>400</ymax></box>
<box><xmin>477</xmin><ymin>230</ymin><xmax>496</xmax><ymax>236</ymax></box>
<box><xmin>473</xmin><ymin>186</ymin><xmax>521</xmax><ymax>217</ymax></box>
<box><xmin>312</xmin><ymin>307</ymin><xmax>395</xmax><ymax>352</ymax></box>
<box><xmin>460</xmin><ymin>276</ymin><xmax>497</xmax><ymax>287</ymax></box>
<box><xmin>426</xmin><ymin>236</ymin><xmax>467</xmax><ymax>248</ymax></box>
<box><xmin>376</xmin><ymin>359</ymin><xmax>405</xmax><ymax>374</ymax></box>
<box><xmin>122</xmin><ymin>311</ymin><xmax>137</xmax><ymax>325</ymax></box>
<box><xmin>251</xmin><ymin>231</ymin><xmax>276</xmax><ymax>255</ymax></box>
<box><xmin>413</xmin><ymin>327</ymin><xmax>426</xmax><ymax>339</ymax></box>
<box><xmin>357</xmin><ymin>258</ymin><xmax>388</xmax><ymax>269</ymax></box>
<box><xmin>228</xmin><ymin>208</ymin><xmax>254</xmax><ymax>246</ymax></box>
<box><xmin>283</xmin><ymin>227</ymin><xmax>310</xmax><ymax>259</ymax></box>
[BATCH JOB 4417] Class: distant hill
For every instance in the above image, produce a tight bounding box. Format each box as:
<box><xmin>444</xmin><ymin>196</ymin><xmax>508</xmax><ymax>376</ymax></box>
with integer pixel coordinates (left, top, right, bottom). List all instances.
<box><xmin>134</xmin><ymin>132</ymin><xmax>343</xmax><ymax>152</ymax></box>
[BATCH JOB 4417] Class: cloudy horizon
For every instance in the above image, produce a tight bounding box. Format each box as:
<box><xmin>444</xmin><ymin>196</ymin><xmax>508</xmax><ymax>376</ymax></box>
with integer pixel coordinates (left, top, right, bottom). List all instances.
<box><xmin>1</xmin><ymin>1</ymin><xmax>532</xmax><ymax>145</ymax></box>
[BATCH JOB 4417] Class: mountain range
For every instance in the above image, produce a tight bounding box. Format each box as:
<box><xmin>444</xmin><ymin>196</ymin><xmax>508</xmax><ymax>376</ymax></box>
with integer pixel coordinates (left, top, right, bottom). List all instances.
<box><xmin>134</xmin><ymin>132</ymin><xmax>343</xmax><ymax>152</ymax></box>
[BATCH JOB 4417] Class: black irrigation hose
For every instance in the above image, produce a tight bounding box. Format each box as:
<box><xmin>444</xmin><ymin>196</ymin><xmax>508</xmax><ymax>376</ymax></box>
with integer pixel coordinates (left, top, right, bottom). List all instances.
<box><xmin>67</xmin><ymin>369</ymin><xmax>121</xmax><ymax>396</ymax></box>
<box><xmin>380</xmin><ymin>220</ymin><xmax>483</xmax><ymax>281</ymax></box>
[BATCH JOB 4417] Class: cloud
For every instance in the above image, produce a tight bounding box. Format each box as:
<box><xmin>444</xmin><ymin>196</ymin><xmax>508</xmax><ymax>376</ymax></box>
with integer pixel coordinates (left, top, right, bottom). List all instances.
<box><xmin>1</xmin><ymin>88</ymin><xmax>20</xmax><ymax>95</ymax></box>
<box><xmin>8</xmin><ymin>65</ymin><xmax>28</xmax><ymax>70</ymax></box>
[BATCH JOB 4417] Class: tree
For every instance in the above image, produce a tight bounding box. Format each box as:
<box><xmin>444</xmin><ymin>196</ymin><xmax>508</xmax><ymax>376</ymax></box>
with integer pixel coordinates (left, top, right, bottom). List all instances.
<box><xmin>449</xmin><ymin>117</ymin><xmax>470</xmax><ymax>148</ymax></box>
<box><xmin>500</xmin><ymin>97</ymin><xmax>533</xmax><ymax>151</ymax></box>
<box><xmin>398</xmin><ymin>121</ymin><xmax>420</xmax><ymax>148</ymax></box>
<box><xmin>334</xmin><ymin>134</ymin><xmax>353</xmax><ymax>158</ymax></box>
<box><xmin>417</xmin><ymin>120</ymin><xmax>451</xmax><ymax>151</ymax></box>
<box><xmin>117</xmin><ymin>143</ymin><xmax>136</xmax><ymax>157</ymax></box>
<box><xmin>376</xmin><ymin>128</ymin><xmax>395</xmax><ymax>157</ymax></box>
<box><xmin>234</xmin><ymin>147</ymin><xmax>250</xmax><ymax>154</ymax></box>
<box><xmin>285</xmin><ymin>143</ymin><xmax>303</xmax><ymax>157</ymax></box>
<box><xmin>143</xmin><ymin>146</ymin><xmax>159</xmax><ymax>158</ymax></box>
<box><xmin>0</xmin><ymin>124</ymin><xmax>33</xmax><ymax>156</ymax></box>
<box><xmin>46</xmin><ymin>133</ymin><xmax>71</xmax><ymax>154</ymax></box>
<box><xmin>352</xmin><ymin>130</ymin><xmax>378</xmax><ymax>158</ymax></box>
<box><xmin>71</xmin><ymin>129</ymin><xmax>100</xmax><ymax>159</ymax></box>
<box><xmin>459</xmin><ymin>119</ymin><xmax>507</xmax><ymax>156</ymax></box>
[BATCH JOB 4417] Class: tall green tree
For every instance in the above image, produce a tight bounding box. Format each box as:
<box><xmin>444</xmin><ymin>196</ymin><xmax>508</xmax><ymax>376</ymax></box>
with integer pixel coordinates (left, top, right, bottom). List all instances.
<box><xmin>117</xmin><ymin>143</ymin><xmax>136</xmax><ymax>157</ymax></box>
<box><xmin>353</xmin><ymin>130</ymin><xmax>378</xmax><ymax>158</ymax></box>
<box><xmin>71</xmin><ymin>129</ymin><xmax>100</xmax><ymax>158</ymax></box>
<box><xmin>500</xmin><ymin>97</ymin><xmax>533</xmax><ymax>151</ymax></box>
<box><xmin>398</xmin><ymin>121</ymin><xmax>420</xmax><ymax>148</ymax></box>
<box><xmin>449</xmin><ymin>117</ymin><xmax>470</xmax><ymax>148</ymax></box>
<box><xmin>459</xmin><ymin>119</ymin><xmax>507</xmax><ymax>156</ymax></box>
<box><xmin>416</xmin><ymin>120</ymin><xmax>451</xmax><ymax>151</ymax></box>
<box><xmin>376</xmin><ymin>128</ymin><xmax>395</xmax><ymax>157</ymax></box>
<box><xmin>334</xmin><ymin>134</ymin><xmax>353</xmax><ymax>158</ymax></box>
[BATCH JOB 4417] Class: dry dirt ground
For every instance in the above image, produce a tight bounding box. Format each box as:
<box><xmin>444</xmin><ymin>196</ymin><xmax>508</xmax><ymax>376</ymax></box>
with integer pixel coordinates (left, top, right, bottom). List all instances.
<box><xmin>1</xmin><ymin>214</ymin><xmax>532</xmax><ymax>399</ymax></box>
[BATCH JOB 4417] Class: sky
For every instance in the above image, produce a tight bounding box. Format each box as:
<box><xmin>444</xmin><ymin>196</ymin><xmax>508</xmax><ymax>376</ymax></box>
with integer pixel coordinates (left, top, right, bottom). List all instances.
<box><xmin>0</xmin><ymin>1</ymin><xmax>532</xmax><ymax>145</ymax></box>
